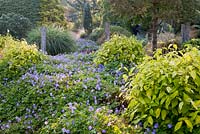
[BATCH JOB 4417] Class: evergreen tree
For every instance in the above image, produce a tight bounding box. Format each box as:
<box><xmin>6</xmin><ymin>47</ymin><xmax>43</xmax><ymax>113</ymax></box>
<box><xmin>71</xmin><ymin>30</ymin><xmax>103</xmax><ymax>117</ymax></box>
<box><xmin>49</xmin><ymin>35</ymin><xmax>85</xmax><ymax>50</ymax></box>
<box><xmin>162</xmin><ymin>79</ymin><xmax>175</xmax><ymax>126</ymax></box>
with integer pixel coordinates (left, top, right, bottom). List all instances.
<box><xmin>83</xmin><ymin>2</ymin><xmax>93</xmax><ymax>34</ymax></box>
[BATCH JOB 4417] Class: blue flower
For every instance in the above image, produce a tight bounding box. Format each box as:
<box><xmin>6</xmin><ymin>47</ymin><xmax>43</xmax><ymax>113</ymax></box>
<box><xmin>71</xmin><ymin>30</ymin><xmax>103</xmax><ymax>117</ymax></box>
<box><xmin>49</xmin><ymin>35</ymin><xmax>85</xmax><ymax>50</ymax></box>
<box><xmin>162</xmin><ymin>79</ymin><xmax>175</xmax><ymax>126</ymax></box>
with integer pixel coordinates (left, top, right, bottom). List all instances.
<box><xmin>154</xmin><ymin>123</ymin><xmax>159</xmax><ymax>128</ymax></box>
<box><xmin>62</xmin><ymin>128</ymin><xmax>70</xmax><ymax>134</ymax></box>
<box><xmin>167</xmin><ymin>124</ymin><xmax>173</xmax><ymax>129</ymax></box>
<box><xmin>102</xmin><ymin>129</ymin><xmax>106</xmax><ymax>133</ymax></box>
<box><xmin>88</xmin><ymin>126</ymin><xmax>93</xmax><ymax>130</ymax></box>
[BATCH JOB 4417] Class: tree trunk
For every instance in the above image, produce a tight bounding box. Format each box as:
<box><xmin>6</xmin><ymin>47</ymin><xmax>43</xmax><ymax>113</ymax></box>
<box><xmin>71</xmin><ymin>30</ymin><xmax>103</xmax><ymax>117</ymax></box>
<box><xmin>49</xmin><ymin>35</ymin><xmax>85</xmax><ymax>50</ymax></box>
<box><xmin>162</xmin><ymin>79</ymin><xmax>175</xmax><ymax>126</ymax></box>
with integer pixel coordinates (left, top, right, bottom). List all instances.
<box><xmin>152</xmin><ymin>17</ymin><xmax>158</xmax><ymax>52</ymax></box>
<box><xmin>152</xmin><ymin>0</ymin><xmax>159</xmax><ymax>52</ymax></box>
<box><xmin>181</xmin><ymin>22</ymin><xmax>190</xmax><ymax>43</ymax></box>
<box><xmin>105</xmin><ymin>21</ymin><xmax>110</xmax><ymax>41</ymax></box>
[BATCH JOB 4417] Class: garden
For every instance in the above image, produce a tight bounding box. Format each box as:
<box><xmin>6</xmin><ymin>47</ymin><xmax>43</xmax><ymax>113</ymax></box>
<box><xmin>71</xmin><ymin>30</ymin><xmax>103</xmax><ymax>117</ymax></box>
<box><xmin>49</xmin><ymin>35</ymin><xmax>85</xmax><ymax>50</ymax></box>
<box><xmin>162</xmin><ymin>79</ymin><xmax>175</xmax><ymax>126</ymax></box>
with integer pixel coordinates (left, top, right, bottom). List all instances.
<box><xmin>1</xmin><ymin>0</ymin><xmax>200</xmax><ymax>134</ymax></box>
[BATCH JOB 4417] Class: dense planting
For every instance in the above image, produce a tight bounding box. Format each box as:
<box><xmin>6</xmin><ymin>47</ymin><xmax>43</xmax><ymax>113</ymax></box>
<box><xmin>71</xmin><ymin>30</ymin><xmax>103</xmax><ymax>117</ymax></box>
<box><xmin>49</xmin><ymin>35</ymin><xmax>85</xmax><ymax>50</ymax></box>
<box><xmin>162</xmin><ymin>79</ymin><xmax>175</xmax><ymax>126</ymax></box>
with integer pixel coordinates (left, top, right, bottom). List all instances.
<box><xmin>0</xmin><ymin>40</ymin><xmax>134</xmax><ymax>133</ymax></box>
<box><xmin>124</xmin><ymin>47</ymin><xmax>200</xmax><ymax>133</ymax></box>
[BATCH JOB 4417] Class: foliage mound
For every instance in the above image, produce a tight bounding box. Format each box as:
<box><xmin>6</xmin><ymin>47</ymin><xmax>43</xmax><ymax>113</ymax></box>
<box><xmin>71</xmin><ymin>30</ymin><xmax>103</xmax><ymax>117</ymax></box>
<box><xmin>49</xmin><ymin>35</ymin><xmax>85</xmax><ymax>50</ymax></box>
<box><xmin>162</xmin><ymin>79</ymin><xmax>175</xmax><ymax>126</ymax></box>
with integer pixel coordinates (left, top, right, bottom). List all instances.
<box><xmin>94</xmin><ymin>35</ymin><xmax>144</xmax><ymax>68</ymax></box>
<box><xmin>0</xmin><ymin>36</ymin><xmax>44</xmax><ymax>82</ymax></box>
<box><xmin>124</xmin><ymin>47</ymin><xmax>200</xmax><ymax>133</ymax></box>
<box><xmin>89</xmin><ymin>25</ymin><xmax>132</xmax><ymax>44</ymax></box>
<box><xmin>184</xmin><ymin>39</ymin><xmax>200</xmax><ymax>49</ymax></box>
<box><xmin>27</xmin><ymin>25</ymin><xmax>76</xmax><ymax>55</ymax></box>
<box><xmin>0</xmin><ymin>13</ymin><xmax>32</xmax><ymax>39</ymax></box>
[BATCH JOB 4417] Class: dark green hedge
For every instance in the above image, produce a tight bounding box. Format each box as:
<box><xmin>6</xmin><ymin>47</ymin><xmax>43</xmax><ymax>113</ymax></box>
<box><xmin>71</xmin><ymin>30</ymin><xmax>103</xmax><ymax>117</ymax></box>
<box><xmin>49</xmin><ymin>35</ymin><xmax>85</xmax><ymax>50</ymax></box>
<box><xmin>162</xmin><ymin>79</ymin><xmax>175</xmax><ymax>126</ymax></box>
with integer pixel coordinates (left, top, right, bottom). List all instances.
<box><xmin>0</xmin><ymin>0</ymin><xmax>40</xmax><ymax>25</ymax></box>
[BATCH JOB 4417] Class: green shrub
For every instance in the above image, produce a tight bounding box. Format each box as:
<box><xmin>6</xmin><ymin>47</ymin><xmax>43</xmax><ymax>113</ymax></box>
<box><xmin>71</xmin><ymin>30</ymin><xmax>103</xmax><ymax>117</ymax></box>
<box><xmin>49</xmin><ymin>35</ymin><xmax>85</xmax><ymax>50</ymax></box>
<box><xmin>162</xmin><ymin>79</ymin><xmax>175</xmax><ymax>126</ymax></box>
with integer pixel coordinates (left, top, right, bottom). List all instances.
<box><xmin>184</xmin><ymin>39</ymin><xmax>200</xmax><ymax>49</ymax></box>
<box><xmin>27</xmin><ymin>25</ymin><xmax>76</xmax><ymax>55</ymax></box>
<box><xmin>0</xmin><ymin>13</ymin><xmax>32</xmax><ymax>39</ymax></box>
<box><xmin>124</xmin><ymin>47</ymin><xmax>200</xmax><ymax>133</ymax></box>
<box><xmin>94</xmin><ymin>35</ymin><xmax>144</xmax><ymax>68</ymax></box>
<box><xmin>39</xmin><ymin>105</ymin><xmax>135</xmax><ymax>134</ymax></box>
<box><xmin>89</xmin><ymin>25</ymin><xmax>132</xmax><ymax>43</ymax></box>
<box><xmin>0</xmin><ymin>36</ymin><xmax>44</xmax><ymax>81</ymax></box>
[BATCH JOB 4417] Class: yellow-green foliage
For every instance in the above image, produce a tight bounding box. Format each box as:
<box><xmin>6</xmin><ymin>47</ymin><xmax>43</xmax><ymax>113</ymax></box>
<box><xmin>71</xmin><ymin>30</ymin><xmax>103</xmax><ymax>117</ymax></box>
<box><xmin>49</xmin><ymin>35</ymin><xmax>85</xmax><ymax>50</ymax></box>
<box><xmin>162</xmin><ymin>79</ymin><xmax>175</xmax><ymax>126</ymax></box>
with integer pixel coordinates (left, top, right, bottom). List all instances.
<box><xmin>125</xmin><ymin>47</ymin><xmax>200</xmax><ymax>133</ymax></box>
<box><xmin>94</xmin><ymin>35</ymin><xmax>144</xmax><ymax>68</ymax></box>
<box><xmin>0</xmin><ymin>36</ymin><xmax>44</xmax><ymax>81</ymax></box>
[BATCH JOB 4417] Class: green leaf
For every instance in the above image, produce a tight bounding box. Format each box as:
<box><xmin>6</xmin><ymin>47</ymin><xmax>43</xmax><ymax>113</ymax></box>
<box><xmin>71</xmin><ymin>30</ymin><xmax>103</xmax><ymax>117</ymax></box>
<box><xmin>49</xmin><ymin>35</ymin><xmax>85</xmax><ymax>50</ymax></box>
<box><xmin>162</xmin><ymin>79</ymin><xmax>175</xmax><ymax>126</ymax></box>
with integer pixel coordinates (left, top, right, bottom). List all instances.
<box><xmin>195</xmin><ymin>115</ymin><xmax>200</xmax><ymax>125</ymax></box>
<box><xmin>155</xmin><ymin>108</ymin><xmax>161</xmax><ymax>119</ymax></box>
<box><xmin>189</xmin><ymin>70</ymin><xmax>196</xmax><ymax>80</ymax></box>
<box><xmin>184</xmin><ymin>119</ymin><xmax>193</xmax><ymax>130</ymax></box>
<box><xmin>174</xmin><ymin>121</ymin><xmax>183</xmax><ymax>132</ymax></box>
<box><xmin>161</xmin><ymin>110</ymin><xmax>167</xmax><ymax>120</ymax></box>
<box><xmin>146</xmin><ymin>90</ymin><xmax>152</xmax><ymax>99</ymax></box>
<box><xmin>148</xmin><ymin>116</ymin><xmax>153</xmax><ymax>125</ymax></box>
<box><xmin>179</xmin><ymin>102</ymin><xmax>184</xmax><ymax>111</ymax></box>
<box><xmin>165</xmin><ymin>97</ymin><xmax>171</xmax><ymax>109</ymax></box>
<box><xmin>170</xmin><ymin>91</ymin><xmax>179</xmax><ymax>99</ymax></box>
<box><xmin>183</xmin><ymin>93</ymin><xmax>192</xmax><ymax>102</ymax></box>
<box><xmin>172</xmin><ymin>99</ymin><xmax>178</xmax><ymax>108</ymax></box>
<box><xmin>123</xmin><ymin>74</ymin><xmax>128</xmax><ymax>82</ymax></box>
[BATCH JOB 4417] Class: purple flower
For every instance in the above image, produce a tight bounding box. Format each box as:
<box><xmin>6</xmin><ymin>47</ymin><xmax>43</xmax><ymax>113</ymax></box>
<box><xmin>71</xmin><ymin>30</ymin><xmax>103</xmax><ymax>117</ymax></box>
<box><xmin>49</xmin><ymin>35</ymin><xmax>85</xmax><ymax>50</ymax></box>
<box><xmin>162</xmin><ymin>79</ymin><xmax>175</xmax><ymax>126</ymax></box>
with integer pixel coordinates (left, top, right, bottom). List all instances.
<box><xmin>95</xmin><ymin>84</ymin><xmax>101</xmax><ymax>90</ymax></box>
<box><xmin>167</xmin><ymin>124</ymin><xmax>173</xmax><ymax>129</ymax></box>
<box><xmin>88</xmin><ymin>126</ymin><xmax>93</xmax><ymax>130</ymax></box>
<box><xmin>15</xmin><ymin>116</ymin><xmax>21</xmax><ymax>122</ymax></box>
<box><xmin>138</xmin><ymin>121</ymin><xmax>143</xmax><ymax>127</ymax></box>
<box><xmin>115</xmin><ymin>108</ymin><xmax>120</xmax><ymax>114</ymax></box>
<box><xmin>89</xmin><ymin>106</ymin><xmax>94</xmax><ymax>112</ymax></box>
<box><xmin>154</xmin><ymin>123</ymin><xmax>159</xmax><ymax>129</ymax></box>
<box><xmin>54</xmin><ymin>83</ymin><xmax>59</xmax><ymax>88</ymax></box>
<box><xmin>102</xmin><ymin>129</ymin><xmax>106</xmax><ymax>133</ymax></box>
<box><xmin>146</xmin><ymin>128</ymin><xmax>150</xmax><ymax>132</ymax></box>
<box><xmin>62</xmin><ymin>128</ymin><xmax>70</xmax><ymax>134</ymax></box>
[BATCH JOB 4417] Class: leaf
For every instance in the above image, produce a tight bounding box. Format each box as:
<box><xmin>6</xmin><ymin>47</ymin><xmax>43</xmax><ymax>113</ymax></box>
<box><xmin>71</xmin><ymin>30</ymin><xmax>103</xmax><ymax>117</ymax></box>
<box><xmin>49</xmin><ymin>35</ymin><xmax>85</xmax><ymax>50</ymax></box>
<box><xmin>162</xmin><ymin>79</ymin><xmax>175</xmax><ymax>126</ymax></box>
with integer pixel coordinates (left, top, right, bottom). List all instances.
<box><xmin>155</xmin><ymin>108</ymin><xmax>161</xmax><ymax>118</ymax></box>
<box><xmin>160</xmin><ymin>96</ymin><xmax>167</xmax><ymax>105</ymax></box>
<box><xmin>194</xmin><ymin>75</ymin><xmax>200</xmax><ymax>87</ymax></box>
<box><xmin>146</xmin><ymin>90</ymin><xmax>152</xmax><ymax>99</ymax></box>
<box><xmin>189</xmin><ymin>70</ymin><xmax>196</xmax><ymax>80</ymax></box>
<box><xmin>195</xmin><ymin>115</ymin><xmax>200</xmax><ymax>125</ymax></box>
<box><xmin>123</xmin><ymin>74</ymin><xmax>128</xmax><ymax>82</ymax></box>
<box><xmin>165</xmin><ymin>97</ymin><xmax>171</xmax><ymax>109</ymax></box>
<box><xmin>172</xmin><ymin>99</ymin><xmax>178</xmax><ymax>108</ymax></box>
<box><xmin>174</xmin><ymin>121</ymin><xmax>183</xmax><ymax>132</ymax></box>
<box><xmin>183</xmin><ymin>93</ymin><xmax>192</xmax><ymax>102</ymax></box>
<box><xmin>184</xmin><ymin>119</ymin><xmax>193</xmax><ymax>130</ymax></box>
<box><xmin>171</xmin><ymin>91</ymin><xmax>179</xmax><ymax>99</ymax></box>
<box><xmin>147</xmin><ymin>116</ymin><xmax>153</xmax><ymax>125</ymax></box>
<box><xmin>191</xmin><ymin>101</ymin><xmax>199</xmax><ymax>110</ymax></box>
<box><xmin>161</xmin><ymin>110</ymin><xmax>167</xmax><ymax>120</ymax></box>
<box><xmin>179</xmin><ymin>102</ymin><xmax>184</xmax><ymax>111</ymax></box>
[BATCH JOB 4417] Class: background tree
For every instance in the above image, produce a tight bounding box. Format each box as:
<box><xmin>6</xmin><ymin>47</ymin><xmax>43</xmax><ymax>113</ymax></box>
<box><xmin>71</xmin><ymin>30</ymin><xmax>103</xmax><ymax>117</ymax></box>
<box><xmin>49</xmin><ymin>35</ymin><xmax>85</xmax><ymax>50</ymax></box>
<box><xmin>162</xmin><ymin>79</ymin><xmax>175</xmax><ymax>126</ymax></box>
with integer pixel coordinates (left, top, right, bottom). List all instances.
<box><xmin>0</xmin><ymin>13</ymin><xmax>32</xmax><ymax>39</ymax></box>
<box><xmin>0</xmin><ymin>0</ymin><xmax>40</xmax><ymax>26</ymax></box>
<box><xmin>83</xmin><ymin>2</ymin><xmax>93</xmax><ymax>34</ymax></box>
<box><xmin>62</xmin><ymin>0</ymin><xmax>99</xmax><ymax>29</ymax></box>
<box><xmin>40</xmin><ymin>0</ymin><xmax>67</xmax><ymax>27</ymax></box>
<box><xmin>109</xmin><ymin>0</ymin><xmax>200</xmax><ymax>51</ymax></box>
